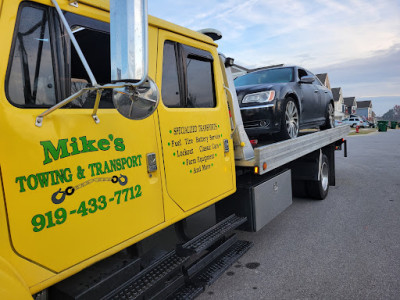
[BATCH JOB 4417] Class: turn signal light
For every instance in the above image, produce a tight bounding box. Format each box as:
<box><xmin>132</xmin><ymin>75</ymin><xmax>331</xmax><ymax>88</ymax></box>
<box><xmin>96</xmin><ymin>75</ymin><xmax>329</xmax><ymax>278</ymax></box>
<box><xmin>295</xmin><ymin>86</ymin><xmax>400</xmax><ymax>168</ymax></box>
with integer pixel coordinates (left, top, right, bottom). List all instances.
<box><xmin>254</xmin><ymin>166</ymin><xmax>259</xmax><ymax>174</ymax></box>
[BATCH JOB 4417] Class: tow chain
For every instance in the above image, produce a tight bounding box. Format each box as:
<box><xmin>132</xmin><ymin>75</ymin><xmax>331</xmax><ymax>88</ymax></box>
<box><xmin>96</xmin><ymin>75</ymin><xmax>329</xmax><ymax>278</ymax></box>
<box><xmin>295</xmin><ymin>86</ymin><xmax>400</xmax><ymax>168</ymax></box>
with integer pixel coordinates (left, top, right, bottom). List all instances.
<box><xmin>51</xmin><ymin>174</ymin><xmax>128</xmax><ymax>204</ymax></box>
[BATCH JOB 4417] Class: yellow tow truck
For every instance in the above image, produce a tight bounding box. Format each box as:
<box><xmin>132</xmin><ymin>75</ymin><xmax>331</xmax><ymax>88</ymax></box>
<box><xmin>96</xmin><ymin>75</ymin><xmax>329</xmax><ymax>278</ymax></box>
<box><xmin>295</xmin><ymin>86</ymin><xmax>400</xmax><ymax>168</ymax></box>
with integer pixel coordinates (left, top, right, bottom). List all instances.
<box><xmin>0</xmin><ymin>1</ymin><xmax>349</xmax><ymax>299</ymax></box>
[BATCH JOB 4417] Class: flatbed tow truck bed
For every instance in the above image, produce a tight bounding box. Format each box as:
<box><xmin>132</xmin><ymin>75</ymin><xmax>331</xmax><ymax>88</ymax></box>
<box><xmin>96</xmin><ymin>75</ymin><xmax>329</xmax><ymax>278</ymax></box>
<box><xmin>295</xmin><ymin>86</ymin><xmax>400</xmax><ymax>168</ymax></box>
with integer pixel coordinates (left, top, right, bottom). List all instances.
<box><xmin>236</xmin><ymin>125</ymin><xmax>350</xmax><ymax>174</ymax></box>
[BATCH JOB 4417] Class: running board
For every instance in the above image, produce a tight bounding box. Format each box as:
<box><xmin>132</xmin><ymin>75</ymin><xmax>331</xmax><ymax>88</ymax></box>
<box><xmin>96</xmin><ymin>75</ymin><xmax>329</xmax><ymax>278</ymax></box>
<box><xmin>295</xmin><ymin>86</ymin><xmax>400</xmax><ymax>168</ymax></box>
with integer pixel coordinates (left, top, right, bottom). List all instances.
<box><xmin>176</xmin><ymin>214</ymin><xmax>247</xmax><ymax>256</ymax></box>
<box><xmin>53</xmin><ymin>215</ymin><xmax>250</xmax><ymax>300</ymax></box>
<box><xmin>170</xmin><ymin>239</ymin><xmax>253</xmax><ymax>299</ymax></box>
<box><xmin>104</xmin><ymin>251</ymin><xmax>188</xmax><ymax>300</ymax></box>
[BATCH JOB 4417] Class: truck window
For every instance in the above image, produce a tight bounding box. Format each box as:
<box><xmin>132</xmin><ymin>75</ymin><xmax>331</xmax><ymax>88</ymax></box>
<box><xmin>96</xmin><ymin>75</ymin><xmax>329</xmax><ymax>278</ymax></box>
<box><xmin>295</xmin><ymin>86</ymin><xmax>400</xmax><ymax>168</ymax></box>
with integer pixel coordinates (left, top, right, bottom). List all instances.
<box><xmin>161</xmin><ymin>41</ymin><xmax>216</xmax><ymax>108</ymax></box>
<box><xmin>6</xmin><ymin>3</ymin><xmax>113</xmax><ymax>108</ymax></box>
<box><xmin>161</xmin><ymin>41</ymin><xmax>181</xmax><ymax>107</ymax></box>
<box><xmin>186</xmin><ymin>54</ymin><xmax>215</xmax><ymax>108</ymax></box>
<box><xmin>7</xmin><ymin>4</ymin><xmax>56</xmax><ymax>107</ymax></box>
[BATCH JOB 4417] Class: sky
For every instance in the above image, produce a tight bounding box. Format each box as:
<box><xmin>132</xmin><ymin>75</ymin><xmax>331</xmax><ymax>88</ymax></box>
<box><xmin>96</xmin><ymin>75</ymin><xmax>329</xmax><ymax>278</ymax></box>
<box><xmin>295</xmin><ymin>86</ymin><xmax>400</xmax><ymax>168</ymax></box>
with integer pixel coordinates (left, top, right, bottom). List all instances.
<box><xmin>148</xmin><ymin>0</ymin><xmax>400</xmax><ymax>116</ymax></box>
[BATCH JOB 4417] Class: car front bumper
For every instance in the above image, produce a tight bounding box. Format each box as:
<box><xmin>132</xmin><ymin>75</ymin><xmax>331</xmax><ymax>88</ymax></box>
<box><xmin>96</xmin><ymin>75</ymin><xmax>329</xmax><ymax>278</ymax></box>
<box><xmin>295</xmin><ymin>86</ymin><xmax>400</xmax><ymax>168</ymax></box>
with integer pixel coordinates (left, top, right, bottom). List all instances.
<box><xmin>240</xmin><ymin>103</ymin><xmax>281</xmax><ymax>137</ymax></box>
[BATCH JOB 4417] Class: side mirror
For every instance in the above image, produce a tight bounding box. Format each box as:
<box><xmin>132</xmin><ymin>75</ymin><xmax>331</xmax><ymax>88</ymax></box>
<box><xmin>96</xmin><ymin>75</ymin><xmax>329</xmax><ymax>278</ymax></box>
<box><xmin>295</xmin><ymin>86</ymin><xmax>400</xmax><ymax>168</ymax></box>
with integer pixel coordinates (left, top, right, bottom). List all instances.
<box><xmin>299</xmin><ymin>75</ymin><xmax>315</xmax><ymax>84</ymax></box>
<box><xmin>113</xmin><ymin>78</ymin><xmax>159</xmax><ymax>120</ymax></box>
<box><xmin>110</xmin><ymin>0</ymin><xmax>159</xmax><ymax>120</ymax></box>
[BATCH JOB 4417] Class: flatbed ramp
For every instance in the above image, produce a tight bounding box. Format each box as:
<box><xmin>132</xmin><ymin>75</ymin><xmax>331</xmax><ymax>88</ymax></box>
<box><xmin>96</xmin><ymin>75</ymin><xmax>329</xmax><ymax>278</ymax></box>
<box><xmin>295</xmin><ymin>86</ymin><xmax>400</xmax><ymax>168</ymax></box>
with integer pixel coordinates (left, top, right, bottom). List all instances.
<box><xmin>235</xmin><ymin>126</ymin><xmax>350</xmax><ymax>174</ymax></box>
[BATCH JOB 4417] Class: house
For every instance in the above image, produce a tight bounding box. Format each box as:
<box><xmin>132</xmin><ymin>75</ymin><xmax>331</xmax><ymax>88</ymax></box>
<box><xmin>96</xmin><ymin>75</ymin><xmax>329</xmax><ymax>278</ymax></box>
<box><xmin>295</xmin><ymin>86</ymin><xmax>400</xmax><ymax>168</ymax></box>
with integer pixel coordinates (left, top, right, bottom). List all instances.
<box><xmin>343</xmin><ymin>97</ymin><xmax>357</xmax><ymax>117</ymax></box>
<box><xmin>356</xmin><ymin>100</ymin><xmax>373</xmax><ymax>121</ymax></box>
<box><xmin>331</xmin><ymin>87</ymin><xmax>345</xmax><ymax>120</ymax></box>
<box><xmin>316</xmin><ymin>73</ymin><xmax>331</xmax><ymax>90</ymax></box>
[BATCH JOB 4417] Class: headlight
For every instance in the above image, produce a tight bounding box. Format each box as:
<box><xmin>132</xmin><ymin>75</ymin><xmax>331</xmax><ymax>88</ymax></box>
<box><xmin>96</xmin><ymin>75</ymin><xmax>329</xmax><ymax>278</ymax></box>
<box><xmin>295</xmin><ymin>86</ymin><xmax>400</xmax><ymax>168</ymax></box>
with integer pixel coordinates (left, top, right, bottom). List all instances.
<box><xmin>242</xmin><ymin>91</ymin><xmax>275</xmax><ymax>104</ymax></box>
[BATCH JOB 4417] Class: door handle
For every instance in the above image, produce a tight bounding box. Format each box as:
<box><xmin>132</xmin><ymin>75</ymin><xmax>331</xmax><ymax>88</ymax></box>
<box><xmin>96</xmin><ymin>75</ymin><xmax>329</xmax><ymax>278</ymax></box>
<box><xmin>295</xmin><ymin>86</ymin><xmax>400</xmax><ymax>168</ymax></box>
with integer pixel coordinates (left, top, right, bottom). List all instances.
<box><xmin>324</xmin><ymin>91</ymin><xmax>328</xmax><ymax>93</ymax></box>
<box><xmin>314</xmin><ymin>90</ymin><xmax>318</xmax><ymax>93</ymax></box>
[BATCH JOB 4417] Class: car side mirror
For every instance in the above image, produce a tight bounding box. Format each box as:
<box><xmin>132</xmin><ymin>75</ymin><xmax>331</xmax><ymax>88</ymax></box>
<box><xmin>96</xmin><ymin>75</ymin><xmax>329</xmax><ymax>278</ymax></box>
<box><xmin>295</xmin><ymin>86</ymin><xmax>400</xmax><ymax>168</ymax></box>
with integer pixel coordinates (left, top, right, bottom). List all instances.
<box><xmin>299</xmin><ymin>75</ymin><xmax>315</xmax><ymax>84</ymax></box>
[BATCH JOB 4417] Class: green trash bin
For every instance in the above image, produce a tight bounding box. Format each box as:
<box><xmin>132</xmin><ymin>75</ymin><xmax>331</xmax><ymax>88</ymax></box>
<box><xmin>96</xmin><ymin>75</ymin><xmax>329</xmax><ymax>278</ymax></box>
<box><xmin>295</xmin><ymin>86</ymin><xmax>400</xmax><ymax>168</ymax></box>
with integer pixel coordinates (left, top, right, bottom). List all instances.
<box><xmin>390</xmin><ymin>121</ymin><xmax>398</xmax><ymax>129</ymax></box>
<box><xmin>378</xmin><ymin>121</ymin><xmax>388</xmax><ymax>132</ymax></box>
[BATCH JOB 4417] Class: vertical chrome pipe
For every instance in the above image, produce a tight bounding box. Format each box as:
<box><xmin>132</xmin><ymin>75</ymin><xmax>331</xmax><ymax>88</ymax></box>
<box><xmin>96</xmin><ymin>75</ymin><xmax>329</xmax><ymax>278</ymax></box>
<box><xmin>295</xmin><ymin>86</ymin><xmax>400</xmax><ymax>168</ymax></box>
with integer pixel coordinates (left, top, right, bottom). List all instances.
<box><xmin>110</xmin><ymin>0</ymin><xmax>148</xmax><ymax>86</ymax></box>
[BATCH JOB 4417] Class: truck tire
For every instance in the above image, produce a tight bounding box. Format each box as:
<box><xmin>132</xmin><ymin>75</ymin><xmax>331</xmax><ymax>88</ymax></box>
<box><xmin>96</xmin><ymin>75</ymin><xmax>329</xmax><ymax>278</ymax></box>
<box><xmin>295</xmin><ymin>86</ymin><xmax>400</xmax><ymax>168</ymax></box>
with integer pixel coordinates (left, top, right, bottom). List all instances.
<box><xmin>306</xmin><ymin>154</ymin><xmax>329</xmax><ymax>200</ymax></box>
<box><xmin>274</xmin><ymin>97</ymin><xmax>299</xmax><ymax>141</ymax></box>
<box><xmin>320</xmin><ymin>102</ymin><xmax>335</xmax><ymax>130</ymax></box>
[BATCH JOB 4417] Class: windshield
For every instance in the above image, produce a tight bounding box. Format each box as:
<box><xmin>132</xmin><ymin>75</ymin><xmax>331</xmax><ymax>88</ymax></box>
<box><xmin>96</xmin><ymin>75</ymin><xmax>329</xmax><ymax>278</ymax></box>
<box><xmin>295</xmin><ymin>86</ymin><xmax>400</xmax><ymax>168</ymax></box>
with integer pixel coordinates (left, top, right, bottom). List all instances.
<box><xmin>234</xmin><ymin>67</ymin><xmax>294</xmax><ymax>87</ymax></box>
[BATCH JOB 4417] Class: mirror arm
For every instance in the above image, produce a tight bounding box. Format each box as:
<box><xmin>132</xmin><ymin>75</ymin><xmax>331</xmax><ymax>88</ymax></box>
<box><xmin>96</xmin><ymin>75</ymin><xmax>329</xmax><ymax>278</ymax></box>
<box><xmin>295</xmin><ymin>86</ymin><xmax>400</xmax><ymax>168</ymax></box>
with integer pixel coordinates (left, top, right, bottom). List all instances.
<box><xmin>92</xmin><ymin>89</ymin><xmax>103</xmax><ymax>124</ymax></box>
<box><xmin>51</xmin><ymin>0</ymin><xmax>98</xmax><ymax>87</ymax></box>
<box><xmin>36</xmin><ymin>87</ymin><xmax>93</xmax><ymax>127</ymax></box>
<box><xmin>35</xmin><ymin>83</ymin><xmax>134</xmax><ymax>127</ymax></box>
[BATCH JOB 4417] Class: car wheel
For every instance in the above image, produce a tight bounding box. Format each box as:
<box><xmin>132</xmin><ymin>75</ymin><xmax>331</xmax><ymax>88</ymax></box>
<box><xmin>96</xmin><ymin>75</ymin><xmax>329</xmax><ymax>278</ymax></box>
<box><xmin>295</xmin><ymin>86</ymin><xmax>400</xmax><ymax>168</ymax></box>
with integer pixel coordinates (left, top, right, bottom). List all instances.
<box><xmin>274</xmin><ymin>97</ymin><xmax>299</xmax><ymax>141</ymax></box>
<box><xmin>306</xmin><ymin>154</ymin><xmax>329</xmax><ymax>200</ymax></box>
<box><xmin>320</xmin><ymin>102</ymin><xmax>335</xmax><ymax>130</ymax></box>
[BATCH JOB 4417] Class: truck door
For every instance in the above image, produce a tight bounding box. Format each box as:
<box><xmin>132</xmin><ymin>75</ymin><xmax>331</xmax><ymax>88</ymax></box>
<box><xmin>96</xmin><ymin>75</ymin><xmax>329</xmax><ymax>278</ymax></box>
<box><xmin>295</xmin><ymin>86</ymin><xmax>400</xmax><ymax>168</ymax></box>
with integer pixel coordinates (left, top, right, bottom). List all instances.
<box><xmin>156</xmin><ymin>30</ymin><xmax>235</xmax><ymax>212</ymax></box>
<box><xmin>0</xmin><ymin>2</ymin><xmax>164</xmax><ymax>272</ymax></box>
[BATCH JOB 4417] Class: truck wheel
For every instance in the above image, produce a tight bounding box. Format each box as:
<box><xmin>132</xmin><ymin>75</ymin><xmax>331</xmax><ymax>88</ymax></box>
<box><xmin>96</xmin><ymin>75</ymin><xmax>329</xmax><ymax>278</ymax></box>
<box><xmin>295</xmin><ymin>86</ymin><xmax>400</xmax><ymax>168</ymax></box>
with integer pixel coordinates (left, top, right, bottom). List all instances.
<box><xmin>320</xmin><ymin>102</ymin><xmax>334</xmax><ymax>130</ymax></box>
<box><xmin>274</xmin><ymin>97</ymin><xmax>299</xmax><ymax>141</ymax></box>
<box><xmin>307</xmin><ymin>154</ymin><xmax>329</xmax><ymax>200</ymax></box>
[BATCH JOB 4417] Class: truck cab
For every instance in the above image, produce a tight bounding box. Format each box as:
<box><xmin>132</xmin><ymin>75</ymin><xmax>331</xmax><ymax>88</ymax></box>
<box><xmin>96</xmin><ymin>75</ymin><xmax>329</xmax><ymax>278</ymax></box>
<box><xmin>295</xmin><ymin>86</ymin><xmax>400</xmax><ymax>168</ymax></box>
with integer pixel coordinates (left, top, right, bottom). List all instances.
<box><xmin>0</xmin><ymin>0</ymin><xmax>236</xmax><ymax>296</ymax></box>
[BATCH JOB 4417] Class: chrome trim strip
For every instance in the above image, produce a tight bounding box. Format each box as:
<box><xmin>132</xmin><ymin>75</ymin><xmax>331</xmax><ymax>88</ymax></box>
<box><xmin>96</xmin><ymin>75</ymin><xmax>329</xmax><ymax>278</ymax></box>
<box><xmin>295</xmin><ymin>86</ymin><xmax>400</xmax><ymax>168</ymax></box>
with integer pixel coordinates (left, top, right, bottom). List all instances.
<box><xmin>240</xmin><ymin>104</ymin><xmax>274</xmax><ymax>110</ymax></box>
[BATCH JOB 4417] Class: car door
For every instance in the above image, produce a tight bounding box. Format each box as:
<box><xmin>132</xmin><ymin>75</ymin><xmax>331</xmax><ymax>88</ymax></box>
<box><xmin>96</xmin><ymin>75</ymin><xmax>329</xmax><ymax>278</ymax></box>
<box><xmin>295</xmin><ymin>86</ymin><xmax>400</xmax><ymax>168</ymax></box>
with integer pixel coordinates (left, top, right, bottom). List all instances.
<box><xmin>311</xmin><ymin>73</ymin><xmax>329</xmax><ymax>122</ymax></box>
<box><xmin>156</xmin><ymin>30</ymin><xmax>235</xmax><ymax>212</ymax></box>
<box><xmin>297</xmin><ymin>68</ymin><xmax>318</xmax><ymax>123</ymax></box>
<box><xmin>0</xmin><ymin>2</ymin><xmax>164</xmax><ymax>272</ymax></box>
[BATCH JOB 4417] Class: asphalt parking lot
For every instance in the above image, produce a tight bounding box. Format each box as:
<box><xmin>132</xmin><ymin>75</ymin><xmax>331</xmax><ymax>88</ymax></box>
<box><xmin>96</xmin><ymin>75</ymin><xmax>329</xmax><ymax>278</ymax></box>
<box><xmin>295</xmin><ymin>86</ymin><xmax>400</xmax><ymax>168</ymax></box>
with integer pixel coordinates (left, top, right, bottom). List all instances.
<box><xmin>198</xmin><ymin>129</ymin><xmax>400</xmax><ymax>300</ymax></box>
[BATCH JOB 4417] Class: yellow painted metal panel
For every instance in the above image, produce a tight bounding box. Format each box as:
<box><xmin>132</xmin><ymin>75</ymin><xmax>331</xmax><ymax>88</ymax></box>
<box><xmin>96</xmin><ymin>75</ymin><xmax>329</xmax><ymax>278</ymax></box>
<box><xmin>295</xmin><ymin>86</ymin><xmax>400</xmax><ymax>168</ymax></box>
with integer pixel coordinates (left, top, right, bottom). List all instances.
<box><xmin>0</xmin><ymin>256</ymin><xmax>32</xmax><ymax>300</ymax></box>
<box><xmin>77</xmin><ymin>0</ymin><xmax>109</xmax><ymax>11</ymax></box>
<box><xmin>156</xmin><ymin>30</ymin><xmax>235</xmax><ymax>212</ymax></box>
<box><xmin>0</xmin><ymin>19</ymin><xmax>164</xmax><ymax>272</ymax></box>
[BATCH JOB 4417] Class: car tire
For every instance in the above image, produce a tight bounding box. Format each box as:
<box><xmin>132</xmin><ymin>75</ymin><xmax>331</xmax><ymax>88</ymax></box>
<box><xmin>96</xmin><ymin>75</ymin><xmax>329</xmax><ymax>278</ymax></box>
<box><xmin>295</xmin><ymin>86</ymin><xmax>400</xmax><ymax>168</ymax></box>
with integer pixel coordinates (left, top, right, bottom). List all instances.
<box><xmin>273</xmin><ymin>97</ymin><xmax>299</xmax><ymax>141</ymax></box>
<box><xmin>306</xmin><ymin>154</ymin><xmax>329</xmax><ymax>200</ymax></box>
<box><xmin>320</xmin><ymin>102</ymin><xmax>335</xmax><ymax>130</ymax></box>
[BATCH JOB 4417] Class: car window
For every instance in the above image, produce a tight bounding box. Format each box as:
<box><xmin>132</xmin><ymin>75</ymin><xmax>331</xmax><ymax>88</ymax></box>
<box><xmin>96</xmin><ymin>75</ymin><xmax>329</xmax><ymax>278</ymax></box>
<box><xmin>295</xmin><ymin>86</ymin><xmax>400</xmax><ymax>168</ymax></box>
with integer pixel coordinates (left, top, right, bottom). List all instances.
<box><xmin>234</xmin><ymin>67</ymin><xmax>294</xmax><ymax>86</ymax></box>
<box><xmin>298</xmin><ymin>69</ymin><xmax>307</xmax><ymax>80</ymax></box>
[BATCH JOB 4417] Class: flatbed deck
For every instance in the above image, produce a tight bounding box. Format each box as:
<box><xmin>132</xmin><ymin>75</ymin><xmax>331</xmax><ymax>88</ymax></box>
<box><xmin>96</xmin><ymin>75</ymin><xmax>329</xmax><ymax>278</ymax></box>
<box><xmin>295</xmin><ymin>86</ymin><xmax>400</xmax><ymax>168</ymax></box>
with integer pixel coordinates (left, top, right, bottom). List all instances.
<box><xmin>235</xmin><ymin>126</ymin><xmax>350</xmax><ymax>175</ymax></box>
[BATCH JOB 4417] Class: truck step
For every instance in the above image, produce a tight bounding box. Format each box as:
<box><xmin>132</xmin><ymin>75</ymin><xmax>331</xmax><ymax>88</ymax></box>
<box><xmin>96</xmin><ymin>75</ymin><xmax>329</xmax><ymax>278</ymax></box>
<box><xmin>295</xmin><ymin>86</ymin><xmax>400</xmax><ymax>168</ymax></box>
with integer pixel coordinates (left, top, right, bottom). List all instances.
<box><xmin>170</xmin><ymin>239</ymin><xmax>253</xmax><ymax>299</ymax></box>
<box><xmin>104</xmin><ymin>251</ymin><xmax>188</xmax><ymax>300</ymax></box>
<box><xmin>169</xmin><ymin>284</ymin><xmax>204</xmax><ymax>300</ymax></box>
<box><xmin>50</xmin><ymin>255</ymin><xmax>141</xmax><ymax>300</ymax></box>
<box><xmin>177</xmin><ymin>214</ymin><xmax>247</xmax><ymax>256</ymax></box>
<box><xmin>193</xmin><ymin>240</ymin><xmax>252</xmax><ymax>285</ymax></box>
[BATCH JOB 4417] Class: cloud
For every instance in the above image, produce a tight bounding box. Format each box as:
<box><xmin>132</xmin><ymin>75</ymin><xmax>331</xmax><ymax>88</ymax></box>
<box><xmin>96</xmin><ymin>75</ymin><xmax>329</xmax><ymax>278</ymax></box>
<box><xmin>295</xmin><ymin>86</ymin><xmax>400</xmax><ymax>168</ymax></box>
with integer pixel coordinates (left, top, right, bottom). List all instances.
<box><xmin>149</xmin><ymin>0</ymin><xmax>400</xmax><ymax>100</ymax></box>
<box><xmin>314</xmin><ymin>43</ymin><xmax>400</xmax><ymax>97</ymax></box>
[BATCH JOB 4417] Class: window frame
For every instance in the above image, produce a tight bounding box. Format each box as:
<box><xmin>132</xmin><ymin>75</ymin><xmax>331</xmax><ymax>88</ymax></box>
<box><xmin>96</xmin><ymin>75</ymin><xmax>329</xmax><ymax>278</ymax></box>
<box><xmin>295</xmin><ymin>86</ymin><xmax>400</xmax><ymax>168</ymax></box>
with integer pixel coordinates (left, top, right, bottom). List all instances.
<box><xmin>5</xmin><ymin>2</ymin><xmax>113</xmax><ymax>109</ymax></box>
<box><xmin>5</xmin><ymin>1</ymin><xmax>60</xmax><ymax>108</ymax></box>
<box><xmin>161</xmin><ymin>40</ymin><xmax>216</xmax><ymax>109</ymax></box>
